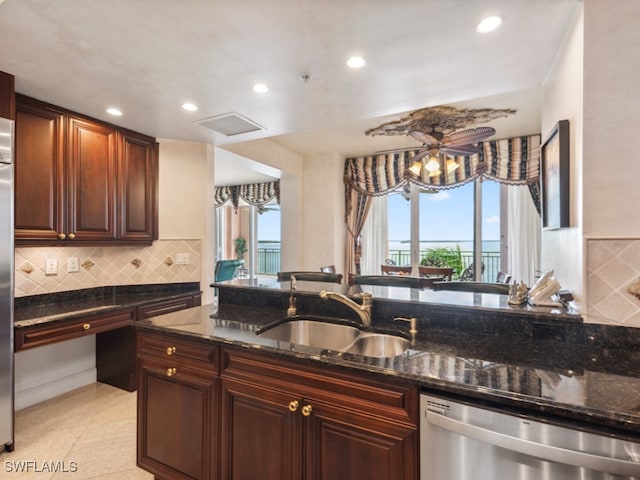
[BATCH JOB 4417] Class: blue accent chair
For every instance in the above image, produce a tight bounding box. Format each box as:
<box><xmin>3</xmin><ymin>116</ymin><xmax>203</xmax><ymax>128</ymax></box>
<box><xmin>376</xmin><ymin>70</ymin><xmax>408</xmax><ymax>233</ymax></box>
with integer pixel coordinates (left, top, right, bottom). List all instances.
<box><xmin>214</xmin><ymin>259</ymin><xmax>244</xmax><ymax>282</ymax></box>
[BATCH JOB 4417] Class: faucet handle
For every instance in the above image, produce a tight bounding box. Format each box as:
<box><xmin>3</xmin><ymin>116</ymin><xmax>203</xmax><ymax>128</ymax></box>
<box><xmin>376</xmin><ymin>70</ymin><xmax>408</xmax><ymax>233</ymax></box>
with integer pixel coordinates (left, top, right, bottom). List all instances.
<box><xmin>394</xmin><ymin>317</ymin><xmax>418</xmax><ymax>337</ymax></box>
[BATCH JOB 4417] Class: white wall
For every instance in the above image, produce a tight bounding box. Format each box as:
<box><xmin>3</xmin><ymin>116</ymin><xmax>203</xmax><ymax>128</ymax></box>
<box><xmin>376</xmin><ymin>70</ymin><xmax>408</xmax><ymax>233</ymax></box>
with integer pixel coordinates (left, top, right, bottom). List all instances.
<box><xmin>541</xmin><ymin>4</ymin><xmax>584</xmax><ymax>301</ymax></box>
<box><xmin>158</xmin><ymin>139</ymin><xmax>216</xmax><ymax>305</ymax></box>
<box><xmin>302</xmin><ymin>153</ymin><xmax>346</xmax><ymax>273</ymax></box>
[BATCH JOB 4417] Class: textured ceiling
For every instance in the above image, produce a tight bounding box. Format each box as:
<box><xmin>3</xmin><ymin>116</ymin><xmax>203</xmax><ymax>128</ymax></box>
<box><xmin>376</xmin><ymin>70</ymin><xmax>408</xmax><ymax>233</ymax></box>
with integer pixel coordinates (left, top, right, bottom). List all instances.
<box><xmin>0</xmin><ymin>0</ymin><xmax>579</xmax><ymax>181</ymax></box>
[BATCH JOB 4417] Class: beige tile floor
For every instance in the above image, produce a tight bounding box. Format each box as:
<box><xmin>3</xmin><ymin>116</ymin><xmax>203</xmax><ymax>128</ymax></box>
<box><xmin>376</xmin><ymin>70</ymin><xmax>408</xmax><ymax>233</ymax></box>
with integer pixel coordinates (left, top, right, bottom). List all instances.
<box><xmin>2</xmin><ymin>383</ymin><xmax>152</xmax><ymax>479</ymax></box>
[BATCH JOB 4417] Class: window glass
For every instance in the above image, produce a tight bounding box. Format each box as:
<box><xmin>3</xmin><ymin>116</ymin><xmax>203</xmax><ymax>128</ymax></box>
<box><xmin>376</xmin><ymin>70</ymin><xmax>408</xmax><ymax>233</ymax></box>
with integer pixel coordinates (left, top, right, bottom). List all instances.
<box><xmin>387</xmin><ymin>192</ymin><xmax>411</xmax><ymax>266</ymax></box>
<box><xmin>256</xmin><ymin>203</ymin><xmax>281</xmax><ymax>274</ymax></box>
<box><xmin>482</xmin><ymin>180</ymin><xmax>501</xmax><ymax>282</ymax></box>
<box><xmin>419</xmin><ymin>184</ymin><xmax>474</xmax><ymax>279</ymax></box>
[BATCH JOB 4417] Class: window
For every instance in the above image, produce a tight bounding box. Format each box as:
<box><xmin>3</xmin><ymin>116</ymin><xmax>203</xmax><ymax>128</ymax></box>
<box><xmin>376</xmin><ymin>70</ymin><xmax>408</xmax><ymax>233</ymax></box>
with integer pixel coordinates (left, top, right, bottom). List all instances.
<box><xmin>256</xmin><ymin>203</ymin><xmax>281</xmax><ymax>274</ymax></box>
<box><xmin>386</xmin><ymin>180</ymin><xmax>502</xmax><ymax>281</ymax></box>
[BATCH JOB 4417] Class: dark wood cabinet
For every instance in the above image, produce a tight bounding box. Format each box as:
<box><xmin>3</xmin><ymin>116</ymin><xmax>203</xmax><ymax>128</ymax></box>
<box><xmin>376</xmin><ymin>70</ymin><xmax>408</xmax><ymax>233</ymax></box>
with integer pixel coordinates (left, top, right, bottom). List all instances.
<box><xmin>137</xmin><ymin>333</ymin><xmax>418</xmax><ymax>480</ymax></box>
<box><xmin>137</xmin><ymin>331</ymin><xmax>219</xmax><ymax>480</ymax></box>
<box><xmin>14</xmin><ymin>100</ymin><xmax>65</xmax><ymax>241</ymax></box>
<box><xmin>97</xmin><ymin>293</ymin><xmax>202</xmax><ymax>392</ymax></box>
<box><xmin>14</xmin><ymin>94</ymin><xmax>158</xmax><ymax>245</ymax></box>
<box><xmin>219</xmin><ymin>349</ymin><xmax>418</xmax><ymax>480</ymax></box>
<box><xmin>0</xmin><ymin>71</ymin><xmax>15</xmax><ymax>120</ymax></box>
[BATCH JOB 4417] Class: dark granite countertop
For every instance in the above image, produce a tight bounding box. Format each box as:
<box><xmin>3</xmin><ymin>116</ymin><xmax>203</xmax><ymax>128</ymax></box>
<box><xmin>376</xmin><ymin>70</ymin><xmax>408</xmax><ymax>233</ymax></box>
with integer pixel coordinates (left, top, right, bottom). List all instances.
<box><xmin>14</xmin><ymin>283</ymin><xmax>202</xmax><ymax>328</ymax></box>
<box><xmin>135</xmin><ymin>301</ymin><xmax>640</xmax><ymax>439</ymax></box>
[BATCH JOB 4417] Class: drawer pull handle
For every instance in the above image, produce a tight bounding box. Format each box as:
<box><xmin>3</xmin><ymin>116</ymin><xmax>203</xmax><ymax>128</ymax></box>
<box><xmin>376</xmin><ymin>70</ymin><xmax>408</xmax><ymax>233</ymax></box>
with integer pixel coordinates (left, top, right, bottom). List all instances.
<box><xmin>166</xmin><ymin>346</ymin><xmax>176</xmax><ymax>355</ymax></box>
<box><xmin>301</xmin><ymin>404</ymin><xmax>313</xmax><ymax>417</ymax></box>
<box><xmin>58</xmin><ymin>233</ymin><xmax>66</xmax><ymax>240</ymax></box>
<box><xmin>167</xmin><ymin>367</ymin><xmax>177</xmax><ymax>377</ymax></box>
<box><xmin>288</xmin><ymin>400</ymin><xmax>299</xmax><ymax>412</ymax></box>
<box><xmin>83</xmin><ymin>323</ymin><xmax>91</xmax><ymax>330</ymax></box>
<box><xmin>68</xmin><ymin>233</ymin><xmax>76</xmax><ymax>240</ymax></box>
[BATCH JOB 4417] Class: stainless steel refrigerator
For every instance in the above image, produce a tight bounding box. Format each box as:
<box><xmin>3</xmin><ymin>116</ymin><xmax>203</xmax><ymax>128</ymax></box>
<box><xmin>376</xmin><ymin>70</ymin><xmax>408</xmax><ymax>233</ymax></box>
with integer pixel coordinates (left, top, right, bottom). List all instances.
<box><xmin>0</xmin><ymin>116</ymin><xmax>14</xmax><ymax>452</ymax></box>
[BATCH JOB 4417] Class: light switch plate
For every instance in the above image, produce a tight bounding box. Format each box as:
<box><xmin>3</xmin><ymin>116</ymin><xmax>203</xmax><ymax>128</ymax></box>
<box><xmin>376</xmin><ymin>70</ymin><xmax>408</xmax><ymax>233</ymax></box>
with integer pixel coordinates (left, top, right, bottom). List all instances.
<box><xmin>45</xmin><ymin>258</ymin><xmax>58</xmax><ymax>275</ymax></box>
<box><xmin>68</xmin><ymin>257</ymin><xmax>79</xmax><ymax>273</ymax></box>
<box><xmin>176</xmin><ymin>253</ymin><xmax>189</xmax><ymax>265</ymax></box>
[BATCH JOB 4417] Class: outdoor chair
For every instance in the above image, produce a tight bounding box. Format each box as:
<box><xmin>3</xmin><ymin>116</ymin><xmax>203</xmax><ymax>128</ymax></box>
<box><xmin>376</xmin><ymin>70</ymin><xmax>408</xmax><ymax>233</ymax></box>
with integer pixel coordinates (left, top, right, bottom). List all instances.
<box><xmin>380</xmin><ymin>265</ymin><xmax>413</xmax><ymax>275</ymax></box>
<box><xmin>418</xmin><ymin>266</ymin><xmax>454</xmax><ymax>281</ymax></box>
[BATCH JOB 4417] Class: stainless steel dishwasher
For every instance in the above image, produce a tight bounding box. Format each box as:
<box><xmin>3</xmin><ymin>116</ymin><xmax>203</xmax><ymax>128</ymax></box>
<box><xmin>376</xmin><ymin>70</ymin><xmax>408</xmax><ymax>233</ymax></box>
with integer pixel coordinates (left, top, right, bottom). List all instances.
<box><xmin>421</xmin><ymin>393</ymin><xmax>640</xmax><ymax>479</ymax></box>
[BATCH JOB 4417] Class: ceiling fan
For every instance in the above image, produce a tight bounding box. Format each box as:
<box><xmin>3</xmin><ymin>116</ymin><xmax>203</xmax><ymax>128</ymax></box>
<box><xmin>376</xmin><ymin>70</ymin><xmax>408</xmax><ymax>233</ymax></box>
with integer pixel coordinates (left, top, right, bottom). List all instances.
<box><xmin>406</xmin><ymin>126</ymin><xmax>496</xmax><ymax>177</ymax></box>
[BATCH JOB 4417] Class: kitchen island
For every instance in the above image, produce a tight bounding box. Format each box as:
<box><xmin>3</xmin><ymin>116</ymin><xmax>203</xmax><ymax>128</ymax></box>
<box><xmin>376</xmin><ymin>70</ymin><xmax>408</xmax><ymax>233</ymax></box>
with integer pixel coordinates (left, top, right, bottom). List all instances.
<box><xmin>134</xmin><ymin>278</ymin><xmax>640</xmax><ymax>479</ymax></box>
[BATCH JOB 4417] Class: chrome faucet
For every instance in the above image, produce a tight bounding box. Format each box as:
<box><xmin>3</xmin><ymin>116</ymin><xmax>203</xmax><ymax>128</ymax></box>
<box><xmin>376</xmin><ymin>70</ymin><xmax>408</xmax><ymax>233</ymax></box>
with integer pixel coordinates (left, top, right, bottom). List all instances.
<box><xmin>319</xmin><ymin>290</ymin><xmax>373</xmax><ymax>326</ymax></box>
<box><xmin>287</xmin><ymin>275</ymin><xmax>297</xmax><ymax>317</ymax></box>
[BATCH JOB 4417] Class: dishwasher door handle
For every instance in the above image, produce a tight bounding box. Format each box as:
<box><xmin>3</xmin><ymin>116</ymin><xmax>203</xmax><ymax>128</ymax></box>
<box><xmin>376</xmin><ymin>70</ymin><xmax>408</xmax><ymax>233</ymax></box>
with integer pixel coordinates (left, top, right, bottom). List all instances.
<box><xmin>426</xmin><ymin>410</ymin><xmax>640</xmax><ymax>477</ymax></box>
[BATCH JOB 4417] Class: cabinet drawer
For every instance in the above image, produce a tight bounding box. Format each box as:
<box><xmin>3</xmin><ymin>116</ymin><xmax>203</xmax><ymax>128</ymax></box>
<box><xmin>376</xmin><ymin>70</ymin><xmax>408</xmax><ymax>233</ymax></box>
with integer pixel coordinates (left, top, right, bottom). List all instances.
<box><xmin>136</xmin><ymin>294</ymin><xmax>201</xmax><ymax>320</ymax></box>
<box><xmin>221</xmin><ymin>348</ymin><xmax>418</xmax><ymax>426</ymax></box>
<box><xmin>15</xmin><ymin>308</ymin><xmax>135</xmax><ymax>351</ymax></box>
<box><xmin>138</xmin><ymin>331</ymin><xmax>218</xmax><ymax>374</ymax></box>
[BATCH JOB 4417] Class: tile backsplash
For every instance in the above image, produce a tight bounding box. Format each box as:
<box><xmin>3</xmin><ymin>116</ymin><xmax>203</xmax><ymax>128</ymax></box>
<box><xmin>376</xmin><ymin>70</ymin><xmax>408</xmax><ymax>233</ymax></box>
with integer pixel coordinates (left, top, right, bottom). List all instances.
<box><xmin>586</xmin><ymin>237</ymin><xmax>640</xmax><ymax>327</ymax></box>
<box><xmin>15</xmin><ymin>239</ymin><xmax>201</xmax><ymax>297</ymax></box>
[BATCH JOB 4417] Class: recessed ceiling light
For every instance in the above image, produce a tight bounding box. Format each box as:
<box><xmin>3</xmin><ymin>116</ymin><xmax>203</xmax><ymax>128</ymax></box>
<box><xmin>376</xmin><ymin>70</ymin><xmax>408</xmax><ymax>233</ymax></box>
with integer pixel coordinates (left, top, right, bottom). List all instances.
<box><xmin>182</xmin><ymin>102</ymin><xmax>198</xmax><ymax>112</ymax></box>
<box><xmin>253</xmin><ymin>83</ymin><xmax>269</xmax><ymax>94</ymax></box>
<box><xmin>347</xmin><ymin>56</ymin><xmax>366</xmax><ymax>69</ymax></box>
<box><xmin>476</xmin><ymin>16</ymin><xmax>502</xmax><ymax>33</ymax></box>
<box><xmin>106</xmin><ymin>107</ymin><xmax>122</xmax><ymax>116</ymax></box>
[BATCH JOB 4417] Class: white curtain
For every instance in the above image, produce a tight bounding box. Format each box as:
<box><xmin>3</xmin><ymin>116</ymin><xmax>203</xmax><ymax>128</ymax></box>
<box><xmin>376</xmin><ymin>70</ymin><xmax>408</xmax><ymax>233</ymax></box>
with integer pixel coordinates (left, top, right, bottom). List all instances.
<box><xmin>360</xmin><ymin>196</ymin><xmax>388</xmax><ymax>275</ymax></box>
<box><xmin>506</xmin><ymin>185</ymin><xmax>541</xmax><ymax>286</ymax></box>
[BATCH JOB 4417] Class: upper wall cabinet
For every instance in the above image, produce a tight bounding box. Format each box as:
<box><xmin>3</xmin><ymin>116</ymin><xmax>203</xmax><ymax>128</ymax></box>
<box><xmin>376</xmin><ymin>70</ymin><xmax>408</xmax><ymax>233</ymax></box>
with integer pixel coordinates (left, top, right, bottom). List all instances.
<box><xmin>15</xmin><ymin>94</ymin><xmax>158</xmax><ymax>245</ymax></box>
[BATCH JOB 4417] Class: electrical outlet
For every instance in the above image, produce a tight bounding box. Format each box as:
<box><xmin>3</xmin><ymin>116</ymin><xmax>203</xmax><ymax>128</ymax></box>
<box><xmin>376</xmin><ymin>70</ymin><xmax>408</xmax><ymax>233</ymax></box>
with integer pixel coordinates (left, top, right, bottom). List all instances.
<box><xmin>67</xmin><ymin>257</ymin><xmax>79</xmax><ymax>273</ymax></box>
<box><xmin>45</xmin><ymin>258</ymin><xmax>58</xmax><ymax>275</ymax></box>
<box><xmin>176</xmin><ymin>253</ymin><xmax>189</xmax><ymax>265</ymax></box>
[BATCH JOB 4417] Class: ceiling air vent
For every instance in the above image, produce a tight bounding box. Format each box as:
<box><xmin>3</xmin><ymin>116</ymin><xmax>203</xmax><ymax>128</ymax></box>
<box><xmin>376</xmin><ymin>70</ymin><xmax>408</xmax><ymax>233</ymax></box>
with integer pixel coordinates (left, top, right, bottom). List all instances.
<box><xmin>195</xmin><ymin>112</ymin><xmax>264</xmax><ymax>136</ymax></box>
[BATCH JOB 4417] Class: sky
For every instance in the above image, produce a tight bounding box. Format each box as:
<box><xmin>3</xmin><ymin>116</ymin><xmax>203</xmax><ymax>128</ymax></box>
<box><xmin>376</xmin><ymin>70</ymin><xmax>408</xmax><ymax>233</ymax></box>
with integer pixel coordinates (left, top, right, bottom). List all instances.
<box><xmin>388</xmin><ymin>180</ymin><xmax>501</xmax><ymax>243</ymax></box>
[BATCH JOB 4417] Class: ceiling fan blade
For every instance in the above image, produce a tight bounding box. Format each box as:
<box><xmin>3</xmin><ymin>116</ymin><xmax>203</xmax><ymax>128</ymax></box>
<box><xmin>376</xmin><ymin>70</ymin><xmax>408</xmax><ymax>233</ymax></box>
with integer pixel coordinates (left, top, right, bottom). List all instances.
<box><xmin>375</xmin><ymin>146</ymin><xmax>419</xmax><ymax>154</ymax></box>
<box><xmin>440</xmin><ymin>144</ymin><xmax>480</xmax><ymax>156</ymax></box>
<box><xmin>409</xmin><ymin>149</ymin><xmax>430</xmax><ymax>163</ymax></box>
<box><xmin>409</xmin><ymin>130</ymin><xmax>439</xmax><ymax>145</ymax></box>
<box><xmin>442</xmin><ymin>127</ymin><xmax>496</xmax><ymax>146</ymax></box>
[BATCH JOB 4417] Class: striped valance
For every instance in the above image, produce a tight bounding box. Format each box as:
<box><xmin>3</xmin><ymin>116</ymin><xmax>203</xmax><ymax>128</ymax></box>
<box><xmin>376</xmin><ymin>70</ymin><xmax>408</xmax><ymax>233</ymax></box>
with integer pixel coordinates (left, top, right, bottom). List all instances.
<box><xmin>214</xmin><ymin>180</ymin><xmax>280</xmax><ymax>210</ymax></box>
<box><xmin>345</xmin><ymin>135</ymin><xmax>540</xmax><ymax>195</ymax></box>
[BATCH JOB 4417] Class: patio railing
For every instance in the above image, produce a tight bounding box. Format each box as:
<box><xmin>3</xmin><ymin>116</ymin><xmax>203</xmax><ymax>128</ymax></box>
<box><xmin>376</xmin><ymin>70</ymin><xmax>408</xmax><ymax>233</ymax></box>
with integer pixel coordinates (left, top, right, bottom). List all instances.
<box><xmin>257</xmin><ymin>245</ymin><xmax>501</xmax><ymax>283</ymax></box>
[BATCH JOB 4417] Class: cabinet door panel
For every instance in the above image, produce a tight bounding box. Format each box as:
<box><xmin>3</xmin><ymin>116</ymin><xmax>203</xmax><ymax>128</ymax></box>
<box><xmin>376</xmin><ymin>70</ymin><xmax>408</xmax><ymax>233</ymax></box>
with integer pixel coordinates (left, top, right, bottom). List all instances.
<box><xmin>67</xmin><ymin>116</ymin><xmax>116</xmax><ymax>240</ymax></box>
<box><xmin>220</xmin><ymin>379</ymin><xmax>301</xmax><ymax>480</ymax></box>
<box><xmin>305</xmin><ymin>403</ymin><xmax>417</xmax><ymax>480</ymax></box>
<box><xmin>138</xmin><ymin>360</ymin><xmax>217</xmax><ymax>480</ymax></box>
<box><xmin>14</xmin><ymin>102</ymin><xmax>65</xmax><ymax>240</ymax></box>
<box><xmin>118</xmin><ymin>132</ymin><xmax>158</xmax><ymax>241</ymax></box>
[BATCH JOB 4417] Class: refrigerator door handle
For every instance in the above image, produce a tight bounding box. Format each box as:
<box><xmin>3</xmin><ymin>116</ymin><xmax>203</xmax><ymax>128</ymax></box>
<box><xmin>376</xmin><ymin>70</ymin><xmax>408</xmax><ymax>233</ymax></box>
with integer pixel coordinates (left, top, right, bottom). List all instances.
<box><xmin>426</xmin><ymin>410</ymin><xmax>640</xmax><ymax>476</ymax></box>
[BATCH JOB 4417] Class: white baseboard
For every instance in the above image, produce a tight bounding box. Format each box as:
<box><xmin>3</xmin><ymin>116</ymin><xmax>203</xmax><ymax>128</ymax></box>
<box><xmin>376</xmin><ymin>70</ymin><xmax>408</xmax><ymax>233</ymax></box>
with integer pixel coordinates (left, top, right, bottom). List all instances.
<box><xmin>15</xmin><ymin>368</ymin><xmax>96</xmax><ymax>411</ymax></box>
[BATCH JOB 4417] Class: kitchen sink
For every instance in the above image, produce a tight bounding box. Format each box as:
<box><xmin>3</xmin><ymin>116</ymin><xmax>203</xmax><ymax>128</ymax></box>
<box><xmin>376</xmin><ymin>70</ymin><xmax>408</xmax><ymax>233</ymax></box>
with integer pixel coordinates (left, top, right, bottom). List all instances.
<box><xmin>343</xmin><ymin>333</ymin><xmax>410</xmax><ymax>358</ymax></box>
<box><xmin>256</xmin><ymin>316</ymin><xmax>409</xmax><ymax>358</ymax></box>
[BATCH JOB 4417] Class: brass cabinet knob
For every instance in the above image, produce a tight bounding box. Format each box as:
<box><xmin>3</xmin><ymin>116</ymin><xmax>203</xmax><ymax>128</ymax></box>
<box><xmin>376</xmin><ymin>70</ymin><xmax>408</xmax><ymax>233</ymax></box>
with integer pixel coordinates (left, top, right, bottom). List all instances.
<box><xmin>167</xmin><ymin>367</ymin><xmax>177</xmax><ymax>377</ymax></box>
<box><xmin>58</xmin><ymin>233</ymin><xmax>66</xmax><ymax>240</ymax></box>
<box><xmin>301</xmin><ymin>404</ymin><xmax>313</xmax><ymax>417</ymax></box>
<box><xmin>166</xmin><ymin>346</ymin><xmax>176</xmax><ymax>355</ymax></box>
<box><xmin>83</xmin><ymin>323</ymin><xmax>91</xmax><ymax>330</ymax></box>
<box><xmin>288</xmin><ymin>400</ymin><xmax>299</xmax><ymax>412</ymax></box>
<box><xmin>68</xmin><ymin>233</ymin><xmax>76</xmax><ymax>240</ymax></box>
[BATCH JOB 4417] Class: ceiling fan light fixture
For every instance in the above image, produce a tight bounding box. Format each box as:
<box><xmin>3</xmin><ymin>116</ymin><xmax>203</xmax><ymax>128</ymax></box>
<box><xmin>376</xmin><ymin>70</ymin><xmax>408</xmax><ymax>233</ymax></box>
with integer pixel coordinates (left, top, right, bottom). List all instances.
<box><xmin>428</xmin><ymin>168</ymin><xmax>442</xmax><ymax>178</ymax></box>
<box><xmin>409</xmin><ymin>159</ymin><xmax>424</xmax><ymax>176</ymax></box>
<box><xmin>445</xmin><ymin>158</ymin><xmax>460</xmax><ymax>173</ymax></box>
<box><xmin>425</xmin><ymin>156</ymin><xmax>440</xmax><ymax>173</ymax></box>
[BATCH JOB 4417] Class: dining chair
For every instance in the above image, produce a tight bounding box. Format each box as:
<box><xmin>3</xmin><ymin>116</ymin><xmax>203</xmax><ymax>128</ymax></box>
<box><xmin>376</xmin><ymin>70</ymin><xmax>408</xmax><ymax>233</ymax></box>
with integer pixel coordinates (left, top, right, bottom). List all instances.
<box><xmin>320</xmin><ymin>265</ymin><xmax>336</xmax><ymax>273</ymax></box>
<box><xmin>349</xmin><ymin>274</ymin><xmax>434</xmax><ymax>289</ymax></box>
<box><xmin>277</xmin><ymin>271</ymin><xmax>343</xmax><ymax>284</ymax></box>
<box><xmin>418</xmin><ymin>266</ymin><xmax>454</xmax><ymax>281</ymax></box>
<box><xmin>496</xmin><ymin>271</ymin><xmax>512</xmax><ymax>284</ymax></box>
<box><xmin>380</xmin><ymin>264</ymin><xmax>413</xmax><ymax>275</ymax></box>
<box><xmin>431</xmin><ymin>281</ymin><xmax>510</xmax><ymax>294</ymax></box>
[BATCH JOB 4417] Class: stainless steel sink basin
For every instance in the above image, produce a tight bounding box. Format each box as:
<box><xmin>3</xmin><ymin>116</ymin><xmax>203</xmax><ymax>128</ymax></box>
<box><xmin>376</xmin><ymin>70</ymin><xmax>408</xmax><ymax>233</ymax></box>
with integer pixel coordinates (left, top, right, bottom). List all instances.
<box><xmin>257</xmin><ymin>317</ymin><xmax>409</xmax><ymax>358</ymax></box>
<box><xmin>342</xmin><ymin>333</ymin><xmax>410</xmax><ymax>358</ymax></box>
<box><xmin>257</xmin><ymin>318</ymin><xmax>360</xmax><ymax>351</ymax></box>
